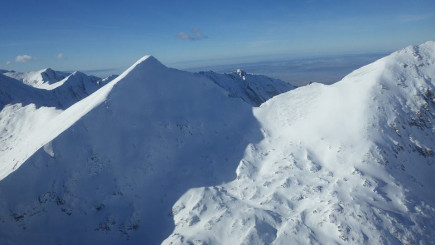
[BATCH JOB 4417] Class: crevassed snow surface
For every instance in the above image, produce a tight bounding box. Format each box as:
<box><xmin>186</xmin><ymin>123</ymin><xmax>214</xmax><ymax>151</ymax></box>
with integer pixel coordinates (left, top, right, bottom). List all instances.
<box><xmin>164</xmin><ymin>42</ymin><xmax>435</xmax><ymax>244</ymax></box>
<box><xmin>0</xmin><ymin>42</ymin><xmax>434</xmax><ymax>245</ymax></box>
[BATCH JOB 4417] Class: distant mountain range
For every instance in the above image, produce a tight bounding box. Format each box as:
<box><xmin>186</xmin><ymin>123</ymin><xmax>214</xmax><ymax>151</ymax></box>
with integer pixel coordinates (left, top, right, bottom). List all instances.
<box><xmin>0</xmin><ymin>42</ymin><xmax>434</xmax><ymax>244</ymax></box>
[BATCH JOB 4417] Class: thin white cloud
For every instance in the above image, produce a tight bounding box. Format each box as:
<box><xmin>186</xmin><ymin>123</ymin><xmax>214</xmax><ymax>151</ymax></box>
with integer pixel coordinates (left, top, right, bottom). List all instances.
<box><xmin>177</xmin><ymin>28</ymin><xmax>208</xmax><ymax>41</ymax></box>
<box><xmin>6</xmin><ymin>60</ymin><xmax>11</xmax><ymax>65</ymax></box>
<box><xmin>177</xmin><ymin>32</ymin><xmax>191</xmax><ymax>40</ymax></box>
<box><xmin>15</xmin><ymin>55</ymin><xmax>36</xmax><ymax>63</ymax></box>
<box><xmin>57</xmin><ymin>53</ymin><xmax>64</xmax><ymax>59</ymax></box>
<box><xmin>399</xmin><ymin>13</ymin><xmax>435</xmax><ymax>22</ymax></box>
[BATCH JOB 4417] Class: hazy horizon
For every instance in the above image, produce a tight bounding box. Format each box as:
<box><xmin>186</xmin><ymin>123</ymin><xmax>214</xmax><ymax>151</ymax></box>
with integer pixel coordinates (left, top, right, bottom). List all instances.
<box><xmin>1</xmin><ymin>0</ymin><xmax>434</xmax><ymax>75</ymax></box>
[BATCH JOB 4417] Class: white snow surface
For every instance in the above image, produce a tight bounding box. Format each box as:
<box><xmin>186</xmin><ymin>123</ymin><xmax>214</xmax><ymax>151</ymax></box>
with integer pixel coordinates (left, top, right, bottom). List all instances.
<box><xmin>164</xmin><ymin>42</ymin><xmax>435</xmax><ymax>244</ymax></box>
<box><xmin>0</xmin><ymin>55</ymin><xmax>262</xmax><ymax>244</ymax></box>
<box><xmin>0</xmin><ymin>70</ymin><xmax>109</xmax><ymax>180</ymax></box>
<box><xmin>3</xmin><ymin>68</ymin><xmax>69</xmax><ymax>90</ymax></box>
<box><xmin>0</xmin><ymin>42</ymin><xmax>434</xmax><ymax>245</ymax></box>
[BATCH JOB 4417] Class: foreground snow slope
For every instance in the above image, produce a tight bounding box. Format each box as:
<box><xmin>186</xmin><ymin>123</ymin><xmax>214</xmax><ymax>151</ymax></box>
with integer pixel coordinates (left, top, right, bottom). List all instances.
<box><xmin>0</xmin><ymin>56</ymin><xmax>262</xmax><ymax>244</ymax></box>
<box><xmin>164</xmin><ymin>42</ymin><xmax>435</xmax><ymax>244</ymax></box>
<box><xmin>198</xmin><ymin>69</ymin><xmax>294</xmax><ymax>106</ymax></box>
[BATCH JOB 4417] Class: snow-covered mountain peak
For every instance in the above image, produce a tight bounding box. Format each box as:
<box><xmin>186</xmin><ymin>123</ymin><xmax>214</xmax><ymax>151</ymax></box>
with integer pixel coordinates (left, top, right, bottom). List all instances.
<box><xmin>3</xmin><ymin>68</ymin><xmax>69</xmax><ymax>90</ymax></box>
<box><xmin>236</xmin><ymin>68</ymin><xmax>247</xmax><ymax>79</ymax></box>
<box><xmin>165</xmin><ymin>42</ymin><xmax>435</xmax><ymax>244</ymax></box>
<box><xmin>0</xmin><ymin>42</ymin><xmax>434</xmax><ymax>244</ymax></box>
<box><xmin>123</xmin><ymin>55</ymin><xmax>165</xmax><ymax>74</ymax></box>
<box><xmin>99</xmin><ymin>74</ymin><xmax>118</xmax><ymax>86</ymax></box>
<box><xmin>0</xmin><ymin>53</ymin><xmax>264</xmax><ymax>244</ymax></box>
<box><xmin>70</xmin><ymin>70</ymin><xmax>85</xmax><ymax>76</ymax></box>
<box><xmin>52</xmin><ymin>71</ymin><xmax>103</xmax><ymax>108</ymax></box>
<box><xmin>100</xmin><ymin>55</ymin><xmax>167</xmax><ymax>91</ymax></box>
<box><xmin>198</xmin><ymin>69</ymin><xmax>294</xmax><ymax>106</ymax></box>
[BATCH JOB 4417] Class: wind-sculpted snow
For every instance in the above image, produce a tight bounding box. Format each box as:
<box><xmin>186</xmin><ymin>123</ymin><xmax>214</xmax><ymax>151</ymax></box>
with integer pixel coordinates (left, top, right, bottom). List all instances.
<box><xmin>0</xmin><ymin>42</ymin><xmax>434</xmax><ymax>245</ymax></box>
<box><xmin>164</xmin><ymin>41</ymin><xmax>435</xmax><ymax>244</ymax></box>
<box><xmin>0</xmin><ymin>56</ymin><xmax>263</xmax><ymax>244</ymax></box>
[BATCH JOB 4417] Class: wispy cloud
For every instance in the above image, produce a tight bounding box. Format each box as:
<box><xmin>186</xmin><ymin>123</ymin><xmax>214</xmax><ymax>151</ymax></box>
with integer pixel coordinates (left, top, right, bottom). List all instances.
<box><xmin>15</xmin><ymin>55</ymin><xmax>36</xmax><ymax>63</ymax></box>
<box><xmin>177</xmin><ymin>28</ymin><xmax>208</xmax><ymax>41</ymax></box>
<box><xmin>399</xmin><ymin>13</ymin><xmax>435</xmax><ymax>22</ymax></box>
<box><xmin>6</xmin><ymin>60</ymin><xmax>11</xmax><ymax>65</ymax></box>
<box><xmin>57</xmin><ymin>53</ymin><xmax>65</xmax><ymax>60</ymax></box>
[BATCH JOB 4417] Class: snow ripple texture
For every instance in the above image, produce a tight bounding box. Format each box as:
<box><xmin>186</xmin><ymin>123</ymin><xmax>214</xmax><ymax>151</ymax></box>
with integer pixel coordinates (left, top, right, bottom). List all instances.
<box><xmin>0</xmin><ymin>42</ymin><xmax>434</xmax><ymax>245</ymax></box>
<box><xmin>164</xmin><ymin>42</ymin><xmax>435</xmax><ymax>245</ymax></box>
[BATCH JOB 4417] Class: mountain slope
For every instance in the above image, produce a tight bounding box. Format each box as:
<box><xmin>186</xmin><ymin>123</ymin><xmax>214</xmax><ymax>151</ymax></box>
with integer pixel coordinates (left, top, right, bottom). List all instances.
<box><xmin>0</xmin><ymin>42</ymin><xmax>434</xmax><ymax>245</ymax></box>
<box><xmin>2</xmin><ymin>68</ymin><xmax>70</xmax><ymax>90</ymax></box>
<box><xmin>53</xmin><ymin>71</ymin><xmax>103</xmax><ymax>108</ymax></box>
<box><xmin>198</xmin><ymin>69</ymin><xmax>294</xmax><ymax>106</ymax></box>
<box><xmin>0</xmin><ymin>56</ymin><xmax>262</xmax><ymax>244</ymax></box>
<box><xmin>0</xmin><ymin>70</ymin><xmax>110</xmax><ymax>180</ymax></box>
<box><xmin>164</xmin><ymin>42</ymin><xmax>435</xmax><ymax>244</ymax></box>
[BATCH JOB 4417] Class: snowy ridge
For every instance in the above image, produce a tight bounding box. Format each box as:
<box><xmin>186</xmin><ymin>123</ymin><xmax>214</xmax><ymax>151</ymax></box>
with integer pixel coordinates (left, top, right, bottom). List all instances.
<box><xmin>0</xmin><ymin>73</ymin><xmax>53</xmax><ymax>108</ymax></box>
<box><xmin>0</xmin><ymin>65</ymin><xmax>126</xmax><ymax>180</ymax></box>
<box><xmin>0</xmin><ymin>55</ymin><xmax>262</xmax><ymax>244</ymax></box>
<box><xmin>198</xmin><ymin>69</ymin><xmax>294</xmax><ymax>106</ymax></box>
<box><xmin>3</xmin><ymin>68</ymin><xmax>69</xmax><ymax>90</ymax></box>
<box><xmin>164</xmin><ymin>41</ymin><xmax>435</xmax><ymax>244</ymax></box>
<box><xmin>0</xmin><ymin>42</ymin><xmax>434</xmax><ymax>244</ymax></box>
<box><xmin>52</xmin><ymin>71</ymin><xmax>103</xmax><ymax>108</ymax></box>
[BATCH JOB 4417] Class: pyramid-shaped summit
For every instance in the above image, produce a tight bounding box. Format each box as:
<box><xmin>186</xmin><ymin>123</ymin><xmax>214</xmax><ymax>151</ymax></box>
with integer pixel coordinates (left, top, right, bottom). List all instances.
<box><xmin>0</xmin><ymin>54</ymin><xmax>263</xmax><ymax>244</ymax></box>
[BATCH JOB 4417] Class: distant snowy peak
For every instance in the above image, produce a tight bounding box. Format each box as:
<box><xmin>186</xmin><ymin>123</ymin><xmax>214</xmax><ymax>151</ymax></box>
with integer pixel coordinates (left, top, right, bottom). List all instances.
<box><xmin>99</xmin><ymin>74</ymin><xmax>118</xmax><ymax>86</ymax></box>
<box><xmin>0</xmin><ymin>68</ymin><xmax>106</xmax><ymax>109</ymax></box>
<box><xmin>0</xmin><ymin>68</ymin><xmax>109</xmax><ymax>179</ymax></box>
<box><xmin>236</xmin><ymin>68</ymin><xmax>247</xmax><ymax>80</ymax></box>
<box><xmin>0</xmin><ymin>53</ymin><xmax>261</xmax><ymax>244</ymax></box>
<box><xmin>3</xmin><ymin>68</ymin><xmax>70</xmax><ymax>90</ymax></box>
<box><xmin>0</xmin><ymin>73</ymin><xmax>51</xmax><ymax>109</ymax></box>
<box><xmin>198</xmin><ymin>69</ymin><xmax>295</xmax><ymax>106</ymax></box>
<box><xmin>53</xmin><ymin>71</ymin><xmax>103</xmax><ymax>108</ymax></box>
<box><xmin>0</xmin><ymin>55</ymin><xmax>167</xmax><ymax>181</ymax></box>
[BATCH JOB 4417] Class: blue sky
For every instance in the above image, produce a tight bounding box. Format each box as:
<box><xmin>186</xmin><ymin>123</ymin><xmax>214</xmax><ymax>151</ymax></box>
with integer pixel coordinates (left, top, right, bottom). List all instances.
<box><xmin>1</xmin><ymin>0</ymin><xmax>434</xmax><ymax>76</ymax></box>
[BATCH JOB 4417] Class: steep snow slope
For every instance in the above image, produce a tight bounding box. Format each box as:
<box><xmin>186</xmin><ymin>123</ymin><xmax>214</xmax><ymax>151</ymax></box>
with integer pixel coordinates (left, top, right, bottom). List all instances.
<box><xmin>0</xmin><ymin>71</ymin><xmax>110</xmax><ymax>180</ymax></box>
<box><xmin>1</xmin><ymin>42</ymin><xmax>434</xmax><ymax>245</ymax></box>
<box><xmin>3</xmin><ymin>68</ymin><xmax>69</xmax><ymax>90</ymax></box>
<box><xmin>164</xmin><ymin>42</ymin><xmax>435</xmax><ymax>244</ymax></box>
<box><xmin>0</xmin><ymin>73</ymin><xmax>54</xmax><ymax>108</ymax></box>
<box><xmin>53</xmin><ymin>71</ymin><xmax>103</xmax><ymax>108</ymax></box>
<box><xmin>0</xmin><ymin>56</ymin><xmax>262</xmax><ymax>244</ymax></box>
<box><xmin>198</xmin><ymin>69</ymin><xmax>294</xmax><ymax>106</ymax></box>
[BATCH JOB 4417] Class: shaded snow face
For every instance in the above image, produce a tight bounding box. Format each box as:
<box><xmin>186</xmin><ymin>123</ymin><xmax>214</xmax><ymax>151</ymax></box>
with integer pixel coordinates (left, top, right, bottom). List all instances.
<box><xmin>0</xmin><ymin>41</ymin><xmax>434</xmax><ymax>245</ymax></box>
<box><xmin>164</xmin><ymin>42</ymin><xmax>435</xmax><ymax>244</ymax></box>
<box><xmin>0</xmin><ymin>56</ymin><xmax>263</xmax><ymax>244</ymax></box>
<box><xmin>0</xmin><ymin>70</ymin><xmax>107</xmax><ymax>181</ymax></box>
<box><xmin>198</xmin><ymin>70</ymin><xmax>294</xmax><ymax>106</ymax></box>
